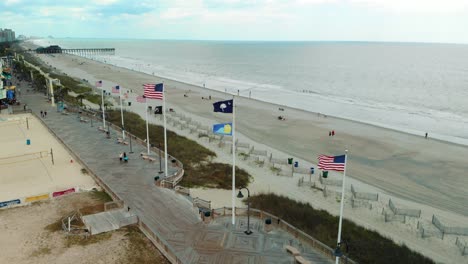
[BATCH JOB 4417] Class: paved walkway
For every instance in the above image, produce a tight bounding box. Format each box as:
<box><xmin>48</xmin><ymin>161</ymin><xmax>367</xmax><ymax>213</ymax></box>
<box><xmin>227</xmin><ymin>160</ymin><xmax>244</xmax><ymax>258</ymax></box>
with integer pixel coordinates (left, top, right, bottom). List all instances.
<box><xmin>18</xmin><ymin>87</ymin><xmax>333</xmax><ymax>263</ymax></box>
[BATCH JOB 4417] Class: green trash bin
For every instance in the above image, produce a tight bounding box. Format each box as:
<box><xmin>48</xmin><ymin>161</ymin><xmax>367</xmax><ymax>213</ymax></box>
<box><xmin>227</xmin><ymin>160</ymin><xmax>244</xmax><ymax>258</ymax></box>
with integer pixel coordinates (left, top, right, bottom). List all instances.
<box><xmin>288</xmin><ymin>158</ymin><xmax>293</xmax><ymax>165</ymax></box>
<box><xmin>322</xmin><ymin>171</ymin><xmax>328</xmax><ymax>178</ymax></box>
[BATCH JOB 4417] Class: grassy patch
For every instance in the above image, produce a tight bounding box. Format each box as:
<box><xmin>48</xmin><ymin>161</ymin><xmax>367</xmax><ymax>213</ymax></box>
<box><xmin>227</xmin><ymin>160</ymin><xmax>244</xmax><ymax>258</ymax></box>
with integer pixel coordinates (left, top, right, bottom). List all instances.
<box><xmin>121</xmin><ymin>225</ymin><xmax>170</xmax><ymax>264</ymax></box>
<box><xmin>89</xmin><ymin>190</ymin><xmax>113</xmax><ymax>202</ymax></box>
<box><xmin>30</xmin><ymin>246</ymin><xmax>52</xmax><ymax>257</ymax></box>
<box><xmin>65</xmin><ymin>232</ymin><xmax>112</xmax><ymax>247</ymax></box>
<box><xmin>106</xmin><ymin>111</ymin><xmax>251</xmax><ymax>189</ymax></box>
<box><xmin>249</xmin><ymin>193</ymin><xmax>434</xmax><ymax>264</ymax></box>
<box><xmin>44</xmin><ymin>219</ymin><xmax>63</xmax><ymax>232</ymax></box>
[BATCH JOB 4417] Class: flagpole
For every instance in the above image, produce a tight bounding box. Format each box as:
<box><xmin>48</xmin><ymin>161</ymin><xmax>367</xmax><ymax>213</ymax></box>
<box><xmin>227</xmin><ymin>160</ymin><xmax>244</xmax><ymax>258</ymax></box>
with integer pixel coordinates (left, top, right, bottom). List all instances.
<box><xmin>145</xmin><ymin>99</ymin><xmax>150</xmax><ymax>155</ymax></box>
<box><xmin>119</xmin><ymin>87</ymin><xmax>125</xmax><ymax>139</ymax></box>
<box><xmin>163</xmin><ymin>84</ymin><xmax>168</xmax><ymax>178</ymax></box>
<box><xmin>101</xmin><ymin>88</ymin><xmax>106</xmax><ymax>129</ymax></box>
<box><xmin>335</xmin><ymin>149</ymin><xmax>348</xmax><ymax>264</ymax></box>
<box><xmin>232</xmin><ymin>95</ymin><xmax>236</xmax><ymax>225</ymax></box>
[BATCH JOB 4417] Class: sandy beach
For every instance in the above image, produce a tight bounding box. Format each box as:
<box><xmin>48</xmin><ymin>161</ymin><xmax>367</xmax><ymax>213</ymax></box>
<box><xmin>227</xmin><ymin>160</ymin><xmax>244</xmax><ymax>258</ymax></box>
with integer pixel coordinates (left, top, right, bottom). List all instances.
<box><xmin>27</xmin><ymin>51</ymin><xmax>468</xmax><ymax>263</ymax></box>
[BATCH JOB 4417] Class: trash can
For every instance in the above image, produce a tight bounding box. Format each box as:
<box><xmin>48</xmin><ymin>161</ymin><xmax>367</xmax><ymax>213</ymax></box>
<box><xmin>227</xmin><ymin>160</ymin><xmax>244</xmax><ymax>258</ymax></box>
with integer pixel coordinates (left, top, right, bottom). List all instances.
<box><xmin>310</xmin><ymin>167</ymin><xmax>315</xmax><ymax>174</ymax></box>
<box><xmin>154</xmin><ymin>176</ymin><xmax>160</xmax><ymax>181</ymax></box>
<box><xmin>288</xmin><ymin>158</ymin><xmax>293</xmax><ymax>165</ymax></box>
<box><xmin>26</xmin><ymin>139</ymin><xmax>31</xmax><ymax>145</ymax></box>
<box><xmin>294</xmin><ymin>161</ymin><xmax>299</xmax><ymax>167</ymax></box>
<box><xmin>322</xmin><ymin>171</ymin><xmax>328</xmax><ymax>178</ymax></box>
<box><xmin>128</xmin><ymin>102</ymin><xmax>131</xmax><ymax>106</ymax></box>
<box><xmin>265</xmin><ymin>218</ymin><xmax>272</xmax><ymax>225</ymax></box>
<box><xmin>204</xmin><ymin>211</ymin><xmax>211</xmax><ymax>217</ymax></box>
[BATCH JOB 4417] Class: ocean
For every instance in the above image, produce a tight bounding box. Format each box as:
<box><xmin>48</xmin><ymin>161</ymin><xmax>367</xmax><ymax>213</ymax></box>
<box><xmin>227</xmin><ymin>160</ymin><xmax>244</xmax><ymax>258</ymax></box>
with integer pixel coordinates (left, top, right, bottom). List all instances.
<box><xmin>33</xmin><ymin>38</ymin><xmax>468</xmax><ymax>145</ymax></box>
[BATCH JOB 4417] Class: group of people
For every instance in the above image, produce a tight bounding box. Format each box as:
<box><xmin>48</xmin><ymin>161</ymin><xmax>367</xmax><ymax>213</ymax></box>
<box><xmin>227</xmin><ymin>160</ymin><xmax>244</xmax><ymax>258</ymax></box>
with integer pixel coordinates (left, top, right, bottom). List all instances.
<box><xmin>40</xmin><ymin>110</ymin><xmax>47</xmax><ymax>118</ymax></box>
<box><xmin>329</xmin><ymin>130</ymin><xmax>335</xmax><ymax>136</ymax></box>
<box><xmin>119</xmin><ymin>152</ymin><xmax>128</xmax><ymax>163</ymax></box>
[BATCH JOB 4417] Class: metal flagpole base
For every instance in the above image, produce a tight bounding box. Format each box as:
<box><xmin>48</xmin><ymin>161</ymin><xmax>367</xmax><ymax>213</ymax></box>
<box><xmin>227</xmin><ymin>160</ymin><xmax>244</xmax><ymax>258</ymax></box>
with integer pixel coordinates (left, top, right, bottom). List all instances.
<box><xmin>244</xmin><ymin>230</ymin><xmax>253</xmax><ymax>235</ymax></box>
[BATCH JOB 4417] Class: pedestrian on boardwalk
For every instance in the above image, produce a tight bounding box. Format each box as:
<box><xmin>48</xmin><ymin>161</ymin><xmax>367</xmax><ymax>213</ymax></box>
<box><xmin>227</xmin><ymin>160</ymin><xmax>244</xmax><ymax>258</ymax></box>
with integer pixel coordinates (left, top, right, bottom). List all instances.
<box><xmin>123</xmin><ymin>152</ymin><xmax>128</xmax><ymax>162</ymax></box>
<box><xmin>44</xmin><ymin>111</ymin><xmax>47</xmax><ymax>118</ymax></box>
<box><xmin>40</xmin><ymin>110</ymin><xmax>43</xmax><ymax>117</ymax></box>
<box><xmin>119</xmin><ymin>152</ymin><xmax>123</xmax><ymax>162</ymax></box>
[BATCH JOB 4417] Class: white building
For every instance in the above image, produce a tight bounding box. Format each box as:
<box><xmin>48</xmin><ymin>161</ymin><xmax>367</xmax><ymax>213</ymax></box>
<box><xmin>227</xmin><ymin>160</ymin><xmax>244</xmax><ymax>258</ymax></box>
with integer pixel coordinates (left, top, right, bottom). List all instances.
<box><xmin>0</xmin><ymin>29</ymin><xmax>16</xmax><ymax>43</ymax></box>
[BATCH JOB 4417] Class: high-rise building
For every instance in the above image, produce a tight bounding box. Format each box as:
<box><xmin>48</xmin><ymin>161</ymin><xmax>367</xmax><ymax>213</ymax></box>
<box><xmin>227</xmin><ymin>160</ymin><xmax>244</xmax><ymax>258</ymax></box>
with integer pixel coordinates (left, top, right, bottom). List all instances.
<box><xmin>0</xmin><ymin>29</ymin><xmax>16</xmax><ymax>43</ymax></box>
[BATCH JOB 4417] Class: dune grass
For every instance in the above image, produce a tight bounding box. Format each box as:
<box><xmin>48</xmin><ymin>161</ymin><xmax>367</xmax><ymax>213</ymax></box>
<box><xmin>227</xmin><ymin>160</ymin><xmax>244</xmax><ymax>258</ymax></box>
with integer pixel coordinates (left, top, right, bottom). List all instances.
<box><xmin>248</xmin><ymin>193</ymin><xmax>434</xmax><ymax>264</ymax></box>
<box><xmin>106</xmin><ymin>110</ymin><xmax>251</xmax><ymax>189</ymax></box>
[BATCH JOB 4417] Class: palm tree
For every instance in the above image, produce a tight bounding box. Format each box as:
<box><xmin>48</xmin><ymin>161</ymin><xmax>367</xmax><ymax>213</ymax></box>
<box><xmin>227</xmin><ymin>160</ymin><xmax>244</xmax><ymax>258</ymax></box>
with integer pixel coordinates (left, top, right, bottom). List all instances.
<box><xmin>76</xmin><ymin>94</ymin><xmax>85</xmax><ymax>107</ymax></box>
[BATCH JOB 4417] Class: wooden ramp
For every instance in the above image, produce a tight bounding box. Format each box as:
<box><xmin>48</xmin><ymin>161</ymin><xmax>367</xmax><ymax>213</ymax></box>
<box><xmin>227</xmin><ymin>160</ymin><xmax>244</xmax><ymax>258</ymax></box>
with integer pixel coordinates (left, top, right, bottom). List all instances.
<box><xmin>82</xmin><ymin>209</ymin><xmax>137</xmax><ymax>235</ymax></box>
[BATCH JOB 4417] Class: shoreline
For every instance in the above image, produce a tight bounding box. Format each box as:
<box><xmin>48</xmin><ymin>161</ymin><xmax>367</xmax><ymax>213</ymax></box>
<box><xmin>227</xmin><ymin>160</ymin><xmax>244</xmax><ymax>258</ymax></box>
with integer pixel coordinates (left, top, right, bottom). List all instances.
<box><xmin>28</xmin><ymin>40</ymin><xmax>468</xmax><ymax>147</ymax></box>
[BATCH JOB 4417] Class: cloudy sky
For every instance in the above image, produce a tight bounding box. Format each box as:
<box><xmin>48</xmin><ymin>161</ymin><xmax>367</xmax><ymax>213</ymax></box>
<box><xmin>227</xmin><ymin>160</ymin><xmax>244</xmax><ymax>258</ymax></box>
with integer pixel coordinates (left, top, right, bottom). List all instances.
<box><xmin>1</xmin><ymin>0</ymin><xmax>468</xmax><ymax>43</ymax></box>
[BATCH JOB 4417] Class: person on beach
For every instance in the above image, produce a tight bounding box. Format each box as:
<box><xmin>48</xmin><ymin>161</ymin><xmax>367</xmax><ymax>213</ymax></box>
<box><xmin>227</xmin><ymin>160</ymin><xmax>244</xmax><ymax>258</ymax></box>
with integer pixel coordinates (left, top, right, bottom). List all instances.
<box><xmin>40</xmin><ymin>110</ymin><xmax>43</xmax><ymax>117</ymax></box>
<box><xmin>425</xmin><ymin>132</ymin><xmax>428</xmax><ymax>139</ymax></box>
<box><xmin>329</xmin><ymin>131</ymin><xmax>331</xmax><ymax>136</ymax></box>
<box><xmin>332</xmin><ymin>130</ymin><xmax>335</xmax><ymax>136</ymax></box>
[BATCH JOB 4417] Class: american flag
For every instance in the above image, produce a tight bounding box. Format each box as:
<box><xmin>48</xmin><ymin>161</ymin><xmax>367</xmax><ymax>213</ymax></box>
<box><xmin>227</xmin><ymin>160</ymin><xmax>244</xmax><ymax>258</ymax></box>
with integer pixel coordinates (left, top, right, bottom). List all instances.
<box><xmin>317</xmin><ymin>154</ymin><xmax>346</xmax><ymax>172</ymax></box>
<box><xmin>95</xmin><ymin>80</ymin><xmax>102</xmax><ymax>87</ymax></box>
<box><xmin>136</xmin><ymin>96</ymin><xmax>146</xmax><ymax>103</ymax></box>
<box><xmin>143</xmin><ymin>83</ymin><xmax>163</xmax><ymax>100</ymax></box>
<box><xmin>112</xmin><ymin>85</ymin><xmax>120</xmax><ymax>93</ymax></box>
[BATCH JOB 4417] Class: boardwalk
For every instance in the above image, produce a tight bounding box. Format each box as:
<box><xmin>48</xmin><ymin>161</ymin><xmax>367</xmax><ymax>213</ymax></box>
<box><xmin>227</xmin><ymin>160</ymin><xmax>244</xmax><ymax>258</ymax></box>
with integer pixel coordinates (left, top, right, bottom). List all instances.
<box><xmin>21</xmin><ymin>92</ymin><xmax>333</xmax><ymax>263</ymax></box>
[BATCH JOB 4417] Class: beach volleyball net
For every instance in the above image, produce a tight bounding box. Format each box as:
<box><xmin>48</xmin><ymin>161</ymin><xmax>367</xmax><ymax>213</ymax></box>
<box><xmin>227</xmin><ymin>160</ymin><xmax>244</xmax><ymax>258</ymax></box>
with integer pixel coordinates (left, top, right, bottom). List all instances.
<box><xmin>0</xmin><ymin>150</ymin><xmax>52</xmax><ymax>166</ymax></box>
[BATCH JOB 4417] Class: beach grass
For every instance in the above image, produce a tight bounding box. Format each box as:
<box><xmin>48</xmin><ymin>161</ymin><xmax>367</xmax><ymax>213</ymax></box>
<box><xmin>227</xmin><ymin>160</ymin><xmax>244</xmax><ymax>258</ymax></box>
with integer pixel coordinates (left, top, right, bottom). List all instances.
<box><xmin>106</xmin><ymin>111</ymin><xmax>251</xmax><ymax>189</ymax></box>
<box><xmin>248</xmin><ymin>193</ymin><xmax>434</xmax><ymax>264</ymax></box>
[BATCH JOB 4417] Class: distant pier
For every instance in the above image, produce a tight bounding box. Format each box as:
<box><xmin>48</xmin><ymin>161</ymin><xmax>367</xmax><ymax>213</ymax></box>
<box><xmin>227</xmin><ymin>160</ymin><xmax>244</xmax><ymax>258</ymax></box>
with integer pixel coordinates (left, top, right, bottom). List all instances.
<box><xmin>23</xmin><ymin>46</ymin><xmax>115</xmax><ymax>56</ymax></box>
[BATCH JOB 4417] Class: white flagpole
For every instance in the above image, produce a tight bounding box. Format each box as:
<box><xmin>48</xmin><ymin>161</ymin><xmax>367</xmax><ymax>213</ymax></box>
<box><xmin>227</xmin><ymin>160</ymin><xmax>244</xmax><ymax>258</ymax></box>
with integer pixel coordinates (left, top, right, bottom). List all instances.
<box><xmin>335</xmin><ymin>150</ymin><xmax>348</xmax><ymax>264</ymax></box>
<box><xmin>145</xmin><ymin>99</ymin><xmax>150</xmax><ymax>155</ymax></box>
<box><xmin>119</xmin><ymin>87</ymin><xmax>125</xmax><ymax>139</ymax></box>
<box><xmin>101</xmin><ymin>88</ymin><xmax>106</xmax><ymax>129</ymax></box>
<box><xmin>232</xmin><ymin>96</ymin><xmax>236</xmax><ymax>225</ymax></box>
<box><xmin>163</xmin><ymin>84</ymin><xmax>168</xmax><ymax>177</ymax></box>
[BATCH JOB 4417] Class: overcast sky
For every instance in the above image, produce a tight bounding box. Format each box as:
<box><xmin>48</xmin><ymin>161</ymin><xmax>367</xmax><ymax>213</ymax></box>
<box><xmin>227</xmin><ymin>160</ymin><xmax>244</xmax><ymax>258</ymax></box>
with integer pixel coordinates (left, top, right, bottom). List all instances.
<box><xmin>1</xmin><ymin>0</ymin><xmax>467</xmax><ymax>43</ymax></box>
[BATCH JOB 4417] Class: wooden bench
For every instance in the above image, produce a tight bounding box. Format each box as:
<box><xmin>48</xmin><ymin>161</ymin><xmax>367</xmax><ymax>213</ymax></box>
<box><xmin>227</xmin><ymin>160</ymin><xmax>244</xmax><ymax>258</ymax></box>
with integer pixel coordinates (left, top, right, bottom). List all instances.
<box><xmin>61</xmin><ymin>112</ymin><xmax>69</xmax><ymax>115</ymax></box>
<box><xmin>117</xmin><ymin>138</ymin><xmax>128</xmax><ymax>145</ymax></box>
<box><xmin>80</xmin><ymin>118</ymin><xmax>89</xmax><ymax>123</ymax></box>
<box><xmin>141</xmin><ymin>155</ymin><xmax>156</xmax><ymax>162</ymax></box>
<box><xmin>98</xmin><ymin>126</ymin><xmax>106</xmax><ymax>132</ymax></box>
<box><xmin>295</xmin><ymin>256</ymin><xmax>312</xmax><ymax>264</ymax></box>
<box><xmin>285</xmin><ymin>245</ymin><xmax>301</xmax><ymax>256</ymax></box>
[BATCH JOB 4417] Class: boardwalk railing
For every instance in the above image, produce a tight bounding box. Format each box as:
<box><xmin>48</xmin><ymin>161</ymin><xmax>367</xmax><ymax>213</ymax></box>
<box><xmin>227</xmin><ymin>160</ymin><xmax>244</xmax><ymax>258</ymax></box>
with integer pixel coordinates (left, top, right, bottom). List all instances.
<box><xmin>212</xmin><ymin>207</ymin><xmax>357</xmax><ymax>264</ymax></box>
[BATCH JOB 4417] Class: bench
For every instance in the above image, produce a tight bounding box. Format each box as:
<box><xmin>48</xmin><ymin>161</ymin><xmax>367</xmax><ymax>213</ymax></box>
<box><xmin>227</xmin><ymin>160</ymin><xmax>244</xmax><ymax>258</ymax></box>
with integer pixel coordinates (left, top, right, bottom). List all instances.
<box><xmin>61</xmin><ymin>112</ymin><xmax>69</xmax><ymax>115</ymax></box>
<box><xmin>285</xmin><ymin>245</ymin><xmax>301</xmax><ymax>256</ymax></box>
<box><xmin>117</xmin><ymin>138</ymin><xmax>128</xmax><ymax>145</ymax></box>
<box><xmin>295</xmin><ymin>256</ymin><xmax>312</xmax><ymax>264</ymax></box>
<box><xmin>141</xmin><ymin>155</ymin><xmax>156</xmax><ymax>162</ymax></box>
<box><xmin>98</xmin><ymin>126</ymin><xmax>106</xmax><ymax>132</ymax></box>
<box><xmin>80</xmin><ymin>118</ymin><xmax>89</xmax><ymax>123</ymax></box>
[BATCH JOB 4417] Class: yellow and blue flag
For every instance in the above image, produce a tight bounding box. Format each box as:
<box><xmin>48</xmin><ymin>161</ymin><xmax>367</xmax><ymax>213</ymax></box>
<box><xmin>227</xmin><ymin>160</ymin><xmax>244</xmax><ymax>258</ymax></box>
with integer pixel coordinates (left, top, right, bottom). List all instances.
<box><xmin>213</xmin><ymin>123</ymin><xmax>233</xmax><ymax>136</ymax></box>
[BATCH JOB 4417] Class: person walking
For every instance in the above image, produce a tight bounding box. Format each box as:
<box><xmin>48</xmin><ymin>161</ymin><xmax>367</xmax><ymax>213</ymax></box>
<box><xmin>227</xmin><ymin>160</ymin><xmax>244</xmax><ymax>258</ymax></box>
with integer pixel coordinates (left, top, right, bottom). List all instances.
<box><xmin>44</xmin><ymin>111</ymin><xmax>47</xmax><ymax>118</ymax></box>
<box><xmin>40</xmin><ymin>110</ymin><xmax>43</xmax><ymax>117</ymax></box>
<box><xmin>123</xmin><ymin>152</ymin><xmax>128</xmax><ymax>162</ymax></box>
<box><xmin>425</xmin><ymin>132</ymin><xmax>428</xmax><ymax>139</ymax></box>
<box><xmin>332</xmin><ymin>130</ymin><xmax>335</xmax><ymax>136</ymax></box>
<box><xmin>119</xmin><ymin>152</ymin><xmax>123</xmax><ymax>163</ymax></box>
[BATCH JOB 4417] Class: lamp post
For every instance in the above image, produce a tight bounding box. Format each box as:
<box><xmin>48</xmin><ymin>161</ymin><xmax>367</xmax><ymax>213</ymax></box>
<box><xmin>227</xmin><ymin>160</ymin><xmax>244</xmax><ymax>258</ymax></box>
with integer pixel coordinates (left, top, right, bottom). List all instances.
<box><xmin>237</xmin><ymin>187</ymin><xmax>252</xmax><ymax>235</ymax></box>
<box><xmin>158</xmin><ymin>142</ymin><xmax>163</xmax><ymax>174</ymax></box>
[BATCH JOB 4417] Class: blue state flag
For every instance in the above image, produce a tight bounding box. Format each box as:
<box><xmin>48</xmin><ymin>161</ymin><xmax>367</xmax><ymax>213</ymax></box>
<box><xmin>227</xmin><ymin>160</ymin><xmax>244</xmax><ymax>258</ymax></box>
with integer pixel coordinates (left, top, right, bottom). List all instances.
<box><xmin>213</xmin><ymin>123</ymin><xmax>233</xmax><ymax>136</ymax></box>
<box><xmin>213</xmin><ymin>99</ymin><xmax>233</xmax><ymax>113</ymax></box>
